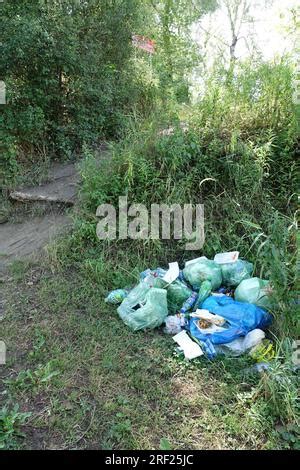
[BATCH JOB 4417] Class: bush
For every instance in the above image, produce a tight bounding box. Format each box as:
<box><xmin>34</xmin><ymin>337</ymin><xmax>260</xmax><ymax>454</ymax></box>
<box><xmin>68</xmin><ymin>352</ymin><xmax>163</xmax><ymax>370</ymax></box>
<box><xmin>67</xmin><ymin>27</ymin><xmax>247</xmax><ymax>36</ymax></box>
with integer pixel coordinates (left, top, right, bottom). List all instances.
<box><xmin>0</xmin><ymin>0</ymin><xmax>158</xmax><ymax>188</ymax></box>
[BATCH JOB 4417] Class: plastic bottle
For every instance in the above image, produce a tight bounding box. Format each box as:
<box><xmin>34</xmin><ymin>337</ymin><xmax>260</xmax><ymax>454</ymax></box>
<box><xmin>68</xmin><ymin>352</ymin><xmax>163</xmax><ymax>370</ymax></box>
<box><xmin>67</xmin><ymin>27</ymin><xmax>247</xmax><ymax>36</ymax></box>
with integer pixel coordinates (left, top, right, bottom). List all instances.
<box><xmin>180</xmin><ymin>292</ymin><xmax>198</xmax><ymax>314</ymax></box>
<box><xmin>105</xmin><ymin>289</ymin><xmax>129</xmax><ymax>304</ymax></box>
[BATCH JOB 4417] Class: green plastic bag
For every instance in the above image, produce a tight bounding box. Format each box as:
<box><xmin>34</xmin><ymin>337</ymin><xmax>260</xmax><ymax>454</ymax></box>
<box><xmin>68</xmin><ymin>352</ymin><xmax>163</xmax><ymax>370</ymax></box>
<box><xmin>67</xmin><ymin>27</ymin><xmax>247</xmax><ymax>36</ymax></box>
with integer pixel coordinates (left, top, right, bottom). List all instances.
<box><xmin>153</xmin><ymin>277</ymin><xmax>192</xmax><ymax>314</ymax></box>
<box><xmin>183</xmin><ymin>259</ymin><xmax>222</xmax><ymax>290</ymax></box>
<box><xmin>234</xmin><ymin>277</ymin><xmax>273</xmax><ymax>310</ymax></box>
<box><xmin>220</xmin><ymin>260</ymin><xmax>253</xmax><ymax>287</ymax></box>
<box><xmin>117</xmin><ymin>283</ymin><xmax>168</xmax><ymax>331</ymax></box>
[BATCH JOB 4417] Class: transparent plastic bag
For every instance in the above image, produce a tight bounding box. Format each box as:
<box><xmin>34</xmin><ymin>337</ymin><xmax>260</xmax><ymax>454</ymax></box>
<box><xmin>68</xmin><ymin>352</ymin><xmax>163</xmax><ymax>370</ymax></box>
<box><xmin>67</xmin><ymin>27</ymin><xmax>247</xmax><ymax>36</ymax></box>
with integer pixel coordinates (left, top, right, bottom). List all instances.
<box><xmin>220</xmin><ymin>259</ymin><xmax>253</xmax><ymax>287</ymax></box>
<box><xmin>183</xmin><ymin>259</ymin><xmax>222</xmax><ymax>290</ymax></box>
<box><xmin>164</xmin><ymin>315</ymin><xmax>182</xmax><ymax>335</ymax></box>
<box><xmin>117</xmin><ymin>284</ymin><xmax>168</xmax><ymax>331</ymax></box>
<box><xmin>215</xmin><ymin>329</ymin><xmax>265</xmax><ymax>356</ymax></box>
<box><xmin>234</xmin><ymin>277</ymin><xmax>273</xmax><ymax>310</ymax></box>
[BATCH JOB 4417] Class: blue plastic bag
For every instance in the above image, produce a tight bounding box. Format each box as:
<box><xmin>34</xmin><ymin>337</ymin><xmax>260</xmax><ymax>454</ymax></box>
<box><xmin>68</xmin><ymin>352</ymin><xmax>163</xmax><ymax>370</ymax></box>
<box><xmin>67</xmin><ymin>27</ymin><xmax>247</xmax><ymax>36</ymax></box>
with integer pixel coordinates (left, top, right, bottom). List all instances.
<box><xmin>188</xmin><ymin>295</ymin><xmax>272</xmax><ymax>359</ymax></box>
<box><xmin>202</xmin><ymin>295</ymin><xmax>272</xmax><ymax>331</ymax></box>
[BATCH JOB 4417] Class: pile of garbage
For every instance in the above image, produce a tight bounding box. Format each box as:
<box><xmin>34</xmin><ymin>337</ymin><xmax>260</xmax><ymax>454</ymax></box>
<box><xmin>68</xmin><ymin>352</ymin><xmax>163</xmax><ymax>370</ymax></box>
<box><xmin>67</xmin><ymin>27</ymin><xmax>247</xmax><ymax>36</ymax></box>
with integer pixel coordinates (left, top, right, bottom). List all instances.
<box><xmin>105</xmin><ymin>252</ymin><xmax>275</xmax><ymax>361</ymax></box>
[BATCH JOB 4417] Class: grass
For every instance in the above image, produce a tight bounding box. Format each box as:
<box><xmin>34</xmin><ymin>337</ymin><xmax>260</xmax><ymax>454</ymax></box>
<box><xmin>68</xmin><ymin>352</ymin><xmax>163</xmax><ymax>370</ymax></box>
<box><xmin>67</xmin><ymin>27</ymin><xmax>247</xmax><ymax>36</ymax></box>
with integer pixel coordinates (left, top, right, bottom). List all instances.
<box><xmin>0</xmin><ymin>404</ymin><xmax>32</xmax><ymax>450</ymax></box>
<box><xmin>0</xmin><ymin>252</ymin><xmax>298</xmax><ymax>450</ymax></box>
<box><xmin>0</xmin><ymin>59</ymin><xmax>298</xmax><ymax>450</ymax></box>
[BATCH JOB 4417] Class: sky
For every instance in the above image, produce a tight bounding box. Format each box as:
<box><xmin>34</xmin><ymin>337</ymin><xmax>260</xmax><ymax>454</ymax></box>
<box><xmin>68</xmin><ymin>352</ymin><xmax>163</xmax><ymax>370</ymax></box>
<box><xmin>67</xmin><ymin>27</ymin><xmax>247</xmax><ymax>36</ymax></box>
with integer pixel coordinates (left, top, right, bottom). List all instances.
<box><xmin>192</xmin><ymin>0</ymin><xmax>298</xmax><ymax>64</ymax></box>
<box><xmin>190</xmin><ymin>0</ymin><xmax>298</xmax><ymax>99</ymax></box>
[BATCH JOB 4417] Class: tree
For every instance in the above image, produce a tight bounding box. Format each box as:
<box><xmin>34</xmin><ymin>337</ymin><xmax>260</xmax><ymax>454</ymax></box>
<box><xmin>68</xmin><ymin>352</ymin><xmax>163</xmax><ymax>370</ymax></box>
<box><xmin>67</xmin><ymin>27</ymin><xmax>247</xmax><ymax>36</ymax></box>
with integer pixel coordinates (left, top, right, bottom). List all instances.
<box><xmin>0</xmin><ymin>0</ymin><xmax>150</xmax><ymax>167</ymax></box>
<box><xmin>190</xmin><ymin>0</ymin><xmax>276</xmax><ymax>85</ymax></box>
<box><xmin>146</xmin><ymin>0</ymin><xmax>218</xmax><ymax>102</ymax></box>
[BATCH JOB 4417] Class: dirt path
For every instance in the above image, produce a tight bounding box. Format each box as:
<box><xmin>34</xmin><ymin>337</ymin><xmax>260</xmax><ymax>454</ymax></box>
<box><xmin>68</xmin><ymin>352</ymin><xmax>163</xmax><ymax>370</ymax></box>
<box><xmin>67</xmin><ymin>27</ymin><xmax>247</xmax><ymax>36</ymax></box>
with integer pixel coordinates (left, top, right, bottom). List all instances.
<box><xmin>10</xmin><ymin>162</ymin><xmax>79</xmax><ymax>205</ymax></box>
<box><xmin>0</xmin><ymin>213</ymin><xmax>72</xmax><ymax>269</ymax></box>
<box><xmin>0</xmin><ymin>161</ymin><xmax>80</xmax><ymax>270</ymax></box>
<box><xmin>0</xmin><ymin>146</ymin><xmax>110</xmax><ymax>270</ymax></box>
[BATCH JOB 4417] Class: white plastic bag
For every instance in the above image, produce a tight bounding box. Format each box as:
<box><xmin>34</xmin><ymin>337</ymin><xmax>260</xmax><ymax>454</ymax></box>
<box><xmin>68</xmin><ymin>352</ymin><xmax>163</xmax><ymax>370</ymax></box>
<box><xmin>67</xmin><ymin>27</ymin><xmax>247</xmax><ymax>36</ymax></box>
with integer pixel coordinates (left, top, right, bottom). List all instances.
<box><xmin>214</xmin><ymin>251</ymin><xmax>239</xmax><ymax>264</ymax></box>
<box><xmin>215</xmin><ymin>329</ymin><xmax>265</xmax><ymax>356</ymax></box>
<box><xmin>164</xmin><ymin>315</ymin><xmax>182</xmax><ymax>335</ymax></box>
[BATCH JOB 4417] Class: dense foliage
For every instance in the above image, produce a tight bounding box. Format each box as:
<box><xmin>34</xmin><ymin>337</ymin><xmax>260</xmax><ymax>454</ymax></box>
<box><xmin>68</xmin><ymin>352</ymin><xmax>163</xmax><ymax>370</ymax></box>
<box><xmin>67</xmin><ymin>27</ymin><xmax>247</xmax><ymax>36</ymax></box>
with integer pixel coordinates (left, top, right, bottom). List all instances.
<box><xmin>0</xmin><ymin>0</ymin><xmax>157</xmax><ymax>185</ymax></box>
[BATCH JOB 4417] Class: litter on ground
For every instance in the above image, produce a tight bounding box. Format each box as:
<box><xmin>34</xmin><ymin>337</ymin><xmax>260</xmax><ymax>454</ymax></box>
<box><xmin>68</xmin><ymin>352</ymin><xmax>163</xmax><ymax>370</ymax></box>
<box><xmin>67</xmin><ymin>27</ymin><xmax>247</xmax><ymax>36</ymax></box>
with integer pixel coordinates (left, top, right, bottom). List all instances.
<box><xmin>105</xmin><ymin>253</ymin><xmax>275</xmax><ymax>362</ymax></box>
